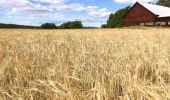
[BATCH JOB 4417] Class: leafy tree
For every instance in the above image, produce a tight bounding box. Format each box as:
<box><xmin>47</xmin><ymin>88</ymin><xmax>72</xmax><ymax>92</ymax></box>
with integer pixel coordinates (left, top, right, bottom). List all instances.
<box><xmin>68</xmin><ymin>21</ymin><xmax>83</xmax><ymax>29</ymax></box>
<box><xmin>60</xmin><ymin>22</ymin><xmax>70</xmax><ymax>29</ymax></box>
<box><xmin>41</xmin><ymin>23</ymin><xmax>57</xmax><ymax>29</ymax></box>
<box><xmin>157</xmin><ymin>0</ymin><xmax>170</xmax><ymax>7</ymax></box>
<box><xmin>60</xmin><ymin>21</ymin><xmax>83</xmax><ymax>29</ymax></box>
<box><xmin>101</xmin><ymin>24</ymin><xmax>107</xmax><ymax>28</ymax></box>
<box><xmin>107</xmin><ymin>13</ymin><xmax>115</xmax><ymax>28</ymax></box>
<box><xmin>106</xmin><ymin>6</ymin><xmax>131</xmax><ymax>28</ymax></box>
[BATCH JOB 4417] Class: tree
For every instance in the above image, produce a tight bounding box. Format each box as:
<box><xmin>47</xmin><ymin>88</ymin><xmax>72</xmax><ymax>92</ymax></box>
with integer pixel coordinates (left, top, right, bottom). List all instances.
<box><xmin>68</xmin><ymin>21</ymin><xmax>83</xmax><ymax>29</ymax></box>
<box><xmin>106</xmin><ymin>6</ymin><xmax>131</xmax><ymax>28</ymax></box>
<box><xmin>157</xmin><ymin>0</ymin><xmax>170</xmax><ymax>7</ymax></box>
<box><xmin>101</xmin><ymin>24</ymin><xmax>107</xmax><ymax>28</ymax></box>
<box><xmin>60</xmin><ymin>22</ymin><xmax>70</xmax><ymax>29</ymax></box>
<box><xmin>107</xmin><ymin>14</ymin><xmax>115</xmax><ymax>28</ymax></box>
<box><xmin>60</xmin><ymin>21</ymin><xmax>83</xmax><ymax>29</ymax></box>
<box><xmin>41</xmin><ymin>23</ymin><xmax>57</xmax><ymax>29</ymax></box>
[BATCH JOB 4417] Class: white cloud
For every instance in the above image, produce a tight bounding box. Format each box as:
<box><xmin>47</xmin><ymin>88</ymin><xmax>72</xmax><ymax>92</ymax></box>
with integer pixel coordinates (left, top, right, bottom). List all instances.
<box><xmin>88</xmin><ymin>11</ymin><xmax>111</xmax><ymax>18</ymax></box>
<box><xmin>88</xmin><ymin>8</ymin><xmax>113</xmax><ymax>18</ymax></box>
<box><xmin>114</xmin><ymin>0</ymin><xmax>156</xmax><ymax>3</ymax></box>
<box><xmin>0</xmin><ymin>0</ymin><xmax>98</xmax><ymax>13</ymax></box>
<box><xmin>86</xmin><ymin>6</ymin><xmax>98</xmax><ymax>11</ymax></box>
<box><xmin>0</xmin><ymin>0</ymin><xmax>49</xmax><ymax>12</ymax></box>
<box><xmin>12</xmin><ymin>8</ymin><xmax>18</xmax><ymax>13</ymax></box>
<box><xmin>53</xmin><ymin>4</ymin><xmax>97</xmax><ymax>12</ymax></box>
<box><xmin>99</xmin><ymin>8</ymin><xmax>107</xmax><ymax>12</ymax></box>
<box><xmin>30</xmin><ymin>0</ymin><xmax>97</xmax><ymax>12</ymax></box>
<box><xmin>54</xmin><ymin>4</ymin><xmax>84</xmax><ymax>11</ymax></box>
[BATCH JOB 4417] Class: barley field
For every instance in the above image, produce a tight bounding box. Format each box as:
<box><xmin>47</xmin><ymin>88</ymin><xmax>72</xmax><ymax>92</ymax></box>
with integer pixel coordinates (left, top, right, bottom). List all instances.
<box><xmin>0</xmin><ymin>28</ymin><xmax>169</xmax><ymax>100</ymax></box>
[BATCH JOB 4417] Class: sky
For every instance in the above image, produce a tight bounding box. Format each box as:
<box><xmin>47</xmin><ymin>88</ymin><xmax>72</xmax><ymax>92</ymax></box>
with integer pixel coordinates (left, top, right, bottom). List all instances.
<box><xmin>0</xmin><ymin>0</ymin><xmax>158</xmax><ymax>27</ymax></box>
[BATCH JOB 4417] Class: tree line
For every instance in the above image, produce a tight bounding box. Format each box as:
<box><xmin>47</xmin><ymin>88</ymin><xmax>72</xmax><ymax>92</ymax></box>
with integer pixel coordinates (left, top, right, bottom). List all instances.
<box><xmin>0</xmin><ymin>23</ymin><xmax>38</xmax><ymax>29</ymax></box>
<box><xmin>41</xmin><ymin>21</ymin><xmax>83</xmax><ymax>29</ymax></box>
<box><xmin>157</xmin><ymin>0</ymin><xmax>170</xmax><ymax>7</ymax></box>
<box><xmin>0</xmin><ymin>21</ymin><xmax>85</xmax><ymax>29</ymax></box>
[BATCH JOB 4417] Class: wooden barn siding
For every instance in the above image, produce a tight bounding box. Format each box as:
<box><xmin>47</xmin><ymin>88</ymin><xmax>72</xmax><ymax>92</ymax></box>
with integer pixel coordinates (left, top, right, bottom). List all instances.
<box><xmin>123</xmin><ymin>3</ymin><xmax>157</xmax><ymax>27</ymax></box>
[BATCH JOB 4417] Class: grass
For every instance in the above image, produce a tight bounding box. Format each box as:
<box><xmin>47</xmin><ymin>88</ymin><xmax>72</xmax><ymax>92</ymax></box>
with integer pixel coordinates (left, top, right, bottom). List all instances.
<box><xmin>0</xmin><ymin>28</ymin><xmax>169</xmax><ymax>100</ymax></box>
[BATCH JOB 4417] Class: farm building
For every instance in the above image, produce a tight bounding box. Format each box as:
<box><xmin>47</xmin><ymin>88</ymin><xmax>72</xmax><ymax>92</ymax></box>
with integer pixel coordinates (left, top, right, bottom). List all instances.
<box><xmin>123</xmin><ymin>2</ymin><xmax>170</xmax><ymax>27</ymax></box>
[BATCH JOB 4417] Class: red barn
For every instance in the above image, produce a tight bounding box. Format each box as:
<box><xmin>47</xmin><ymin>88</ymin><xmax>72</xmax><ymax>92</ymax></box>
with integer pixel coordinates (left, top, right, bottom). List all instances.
<box><xmin>123</xmin><ymin>2</ymin><xmax>170</xmax><ymax>27</ymax></box>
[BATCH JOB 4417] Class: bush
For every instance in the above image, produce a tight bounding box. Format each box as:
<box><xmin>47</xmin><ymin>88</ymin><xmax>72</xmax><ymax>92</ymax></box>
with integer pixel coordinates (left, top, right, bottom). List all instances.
<box><xmin>101</xmin><ymin>24</ymin><xmax>107</xmax><ymax>28</ymax></box>
<box><xmin>41</xmin><ymin>23</ymin><xmax>57</xmax><ymax>29</ymax></box>
<box><xmin>60</xmin><ymin>21</ymin><xmax>83</xmax><ymax>29</ymax></box>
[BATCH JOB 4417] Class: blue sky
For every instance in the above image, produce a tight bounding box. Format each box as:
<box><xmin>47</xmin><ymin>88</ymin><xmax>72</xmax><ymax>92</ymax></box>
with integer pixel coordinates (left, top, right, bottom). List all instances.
<box><xmin>0</xmin><ymin>0</ymin><xmax>158</xmax><ymax>27</ymax></box>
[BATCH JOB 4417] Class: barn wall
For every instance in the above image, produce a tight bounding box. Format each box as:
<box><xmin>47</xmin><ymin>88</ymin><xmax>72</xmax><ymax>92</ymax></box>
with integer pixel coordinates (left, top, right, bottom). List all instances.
<box><xmin>123</xmin><ymin>3</ymin><xmax>156</xmax><ymax>27</ymax></box>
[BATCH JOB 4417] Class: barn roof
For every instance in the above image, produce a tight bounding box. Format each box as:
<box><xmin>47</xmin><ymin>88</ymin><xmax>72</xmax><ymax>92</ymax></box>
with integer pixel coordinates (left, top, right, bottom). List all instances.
<box><xmin>138</xmin><ymin>2</ymin><xmax>170</xmax><ymax>18</ymax></box>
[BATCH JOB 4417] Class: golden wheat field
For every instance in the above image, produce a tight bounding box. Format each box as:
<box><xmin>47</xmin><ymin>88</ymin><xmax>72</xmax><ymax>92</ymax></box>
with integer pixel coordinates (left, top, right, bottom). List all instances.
<box><xmin>0</xmin><ymin>28</ymin><xmax>170</xmax><ymax>100</ymax></box>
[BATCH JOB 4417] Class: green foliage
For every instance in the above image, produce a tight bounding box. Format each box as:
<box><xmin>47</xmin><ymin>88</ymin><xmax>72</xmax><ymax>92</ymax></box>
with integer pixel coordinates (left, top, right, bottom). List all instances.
<box><xmin>101</xmin><ymin>24</ymin><xmax>107</xmax><ymax>28</ymax></box>
<box><xmin>60</xmin><ymin>21</ymin><xmax>83</xmax><ymax>29</ymax></box>
<box><xmin>157</xmin><ymin>0</ymin><xmax>170</xmax><ymax>7</ymax></box>
<box><xmin>106</xmin><ymin>6</ymin><xmax>131</xmax><ymax>28</ymax></box>
<box><xmin>41</xmin><ymin>23</ymin><xmax>57</xmax><ymax>29</ymax></box>
<box><xmin>0</xmin><ymin>23</ymin><xmax>38</xmax><ymax>29</ymax></box>
<box><xmin>0</xmin><ymin>21</ymin><xmax>83</xmax><ymax>29</ymax></box>
<box><xmin>107</xmin><ymin>14</ymin><xmax>115</xmax><ymax>28</ymax></box>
